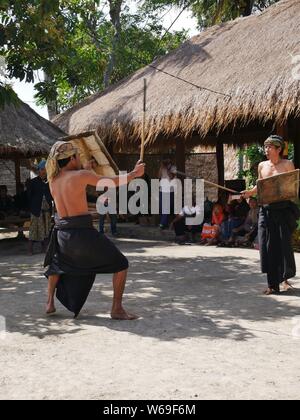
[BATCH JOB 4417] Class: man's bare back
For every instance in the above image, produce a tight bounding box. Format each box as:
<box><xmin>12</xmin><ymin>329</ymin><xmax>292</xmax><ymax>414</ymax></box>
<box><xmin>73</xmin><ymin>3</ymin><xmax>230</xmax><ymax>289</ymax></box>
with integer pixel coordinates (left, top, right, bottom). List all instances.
<box><xmin>50</xmin><ymin>163</ymin><xmax>145</xmax><ymax>218</ymax></box>
<box><xmin>50</xmin><ymin>170</ymin><xmax>92</xmax><ymax>218</ymax></box>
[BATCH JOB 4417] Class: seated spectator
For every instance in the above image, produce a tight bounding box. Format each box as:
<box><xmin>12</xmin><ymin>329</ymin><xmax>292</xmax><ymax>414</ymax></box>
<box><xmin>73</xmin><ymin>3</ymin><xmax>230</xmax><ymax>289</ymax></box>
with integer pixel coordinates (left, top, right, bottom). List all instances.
<box><xmin>230</xmin><ymin>197</ymin><xmax>258</xmax><ymax>247</ymax></box>
<box><xmin>203</xmin><ymin>197</ymin><xmax>213</xmax><ymax>223</ymax></box>
<box><xmin>0</xmin><ymin>185</ymin><xmax>15</xmax><ymax>219</ymax></box>
<box><xmin>13</xmin><ymin>183</ymin><xmax>30</xmax><ymax>217</ymax></box>
<box><xmin>170</xmin><ymin>202</ymin><xmax>202</xmax><ymax>244</ymax></box>
<box><xmin>235</xmin><ymin>196</ymin><xmax>250</xmax><ymax>219</ymax></box>
<box><xmin>220</xmin><ymin>197</ymin><xmax>250</xmax><ymax>243</ymax></box>
<box><xmin>200</xmin><ymin>203</ymin><xmax>225</xmax><ymax>245</ymax></box>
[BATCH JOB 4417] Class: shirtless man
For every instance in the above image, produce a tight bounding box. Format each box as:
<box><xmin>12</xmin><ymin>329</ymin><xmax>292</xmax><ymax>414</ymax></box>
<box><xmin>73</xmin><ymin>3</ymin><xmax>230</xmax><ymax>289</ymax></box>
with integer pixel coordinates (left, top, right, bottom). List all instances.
<box><xmin>44</xmin><ymin>141</ymin><xmax>145</xmax><ymax>318</ymax></box>
<box><xmin>242</xmin><ymin>135</ymin><xmax>297</xmax><ymax>294</ymax></box>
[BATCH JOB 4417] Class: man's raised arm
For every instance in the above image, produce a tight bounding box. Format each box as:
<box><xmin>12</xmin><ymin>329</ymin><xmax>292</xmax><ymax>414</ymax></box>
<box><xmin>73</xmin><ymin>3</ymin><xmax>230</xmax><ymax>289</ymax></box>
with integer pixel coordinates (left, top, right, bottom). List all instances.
<box><xmin>80</xmin><ymin>160</ymin><xmax>145</xmax><ymax>187</ymax></box>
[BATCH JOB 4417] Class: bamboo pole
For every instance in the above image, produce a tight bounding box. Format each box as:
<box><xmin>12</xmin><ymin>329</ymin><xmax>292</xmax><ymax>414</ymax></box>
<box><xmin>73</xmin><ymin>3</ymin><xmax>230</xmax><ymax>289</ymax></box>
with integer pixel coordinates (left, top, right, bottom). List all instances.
<box><xmin>174</xmin><ymin>169</ymin><xmax>240</xmax><ymax>194</ymax></box>
<box><xmin>140</xmin><ymin>78</ymin><xmax>147</xmax><ymax>162</ymax></box>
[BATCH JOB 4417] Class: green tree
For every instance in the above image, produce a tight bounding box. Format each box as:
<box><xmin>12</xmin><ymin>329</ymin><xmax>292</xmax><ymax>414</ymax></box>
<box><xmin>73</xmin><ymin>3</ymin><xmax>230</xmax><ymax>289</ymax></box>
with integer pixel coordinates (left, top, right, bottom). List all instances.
<box><xmin>0</xmin><ymin>0</ymin><xmax>187</xmax><ymax>113</ymax></box>
<box><xmin>238</xmin><ymin>144</ymin><xmax>265</xmax><ymax>188</ymax></box>
<box><xmin>142</xmin><ymin>0</ymin><xmax>280</xmax><ymax>28</ymax></box>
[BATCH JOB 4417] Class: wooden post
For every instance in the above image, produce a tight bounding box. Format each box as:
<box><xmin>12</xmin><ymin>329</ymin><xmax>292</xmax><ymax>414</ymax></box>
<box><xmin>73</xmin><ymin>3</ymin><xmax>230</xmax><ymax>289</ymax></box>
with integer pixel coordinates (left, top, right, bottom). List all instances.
<box><xmin>216</xmin><ymin>141</ymin><xmax>225</xmax><ymax>202</ymax></box>
<box><xmin>216</xmin><ymin>142</ymin><xmax>224</xmax><ymax>185</ymax></box>
<box><xmin>276</xmin><ymin>123</ymin><xmax>289</xmax><ymax>158</ymax></box>
<box><xmin>175</xmin><ymin>138</ymin><xmax>185</xmax><ymax>209</ymax></box>
<box><xmin>289</xmin><ymin>118</ymin><xmax>300</xmax><ymax>198</ymax></box>
<box><xmin>175</xmin><ymin>138</ymin><xmax>185</xmax><ymax>175</ymax></box>
<box><xmin>294</xmin><ymin>133</ymin><xmax>300</xmax><ymax>170</ymax></box>
<box><xmin>14</xmin><ymin>157</ymin><xmax>21</xmax><ymax>192</ymax></box>
<box><xmin>276</xmin><ymin>123</ymin><xmax>288</xmax><ymax>138</ymax></box>
<box><xmin>289</xmin><ymin>118</ymin><xmax>300</xmax><ymax>169</ymax></box>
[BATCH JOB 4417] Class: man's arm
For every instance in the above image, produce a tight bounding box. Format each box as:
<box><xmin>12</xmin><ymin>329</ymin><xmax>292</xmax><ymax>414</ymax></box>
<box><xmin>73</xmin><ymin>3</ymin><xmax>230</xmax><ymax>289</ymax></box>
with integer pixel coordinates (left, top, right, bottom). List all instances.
<box><xmin>80</xmin><ymin>160</ymin><xmax>145</xmax><ymax>187</ymax></box>
<box><xmin>241</xmin><ymin>162</ymin><xmax>262</xmax><ymax>199</ymax></box>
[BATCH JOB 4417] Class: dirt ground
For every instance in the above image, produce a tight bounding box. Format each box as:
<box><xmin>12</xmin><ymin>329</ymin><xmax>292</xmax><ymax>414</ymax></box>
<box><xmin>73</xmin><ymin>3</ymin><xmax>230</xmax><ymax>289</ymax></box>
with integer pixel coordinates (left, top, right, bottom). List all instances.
<box><xmin>0</xmin><ymin>235</ymin><xmax>300</xmax><ymax>400</ymax></box>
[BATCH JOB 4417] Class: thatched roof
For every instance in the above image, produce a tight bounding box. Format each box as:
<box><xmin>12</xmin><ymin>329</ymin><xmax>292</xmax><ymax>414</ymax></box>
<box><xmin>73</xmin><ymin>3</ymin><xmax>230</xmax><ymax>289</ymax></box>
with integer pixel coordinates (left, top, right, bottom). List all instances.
<box><xmin>53</xmin><ymin>0</ymin><xmax>300</xmax><ymax>148</ymax></box>
<box><xmin>0</xmin><ymin>97</ymin><xmax>65</xmax><ymax>158</ymax></box>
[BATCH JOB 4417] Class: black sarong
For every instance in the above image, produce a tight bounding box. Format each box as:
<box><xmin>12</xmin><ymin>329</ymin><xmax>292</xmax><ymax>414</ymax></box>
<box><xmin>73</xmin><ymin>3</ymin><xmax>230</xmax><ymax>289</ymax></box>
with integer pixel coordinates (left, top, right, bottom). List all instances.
<box><xmin>258</xmin><ymin>201</ymin><xmax>299</xmax><ymax>290</ymax></box>
<box><xmin>44</xmin><ymin>214</ymin><xmax>128</xmax><ymax>317</ymax></box>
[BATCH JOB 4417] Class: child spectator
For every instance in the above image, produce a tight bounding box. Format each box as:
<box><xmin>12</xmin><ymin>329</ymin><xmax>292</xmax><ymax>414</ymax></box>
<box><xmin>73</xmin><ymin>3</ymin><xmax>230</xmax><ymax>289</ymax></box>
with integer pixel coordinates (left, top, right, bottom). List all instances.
<box><xmin>231</xmin><ymin>197</ymin><xmax>258</xmax><ymax>247</ymax></box>
<box><xmin>201</xmin><ymin>203</ymin><xmax>225</xmax><ymax>245</ymax></box>
<box><xmin>220</xmin><ymin>197</ymin><xmax>250</xmax><ymax>243</ymax></box>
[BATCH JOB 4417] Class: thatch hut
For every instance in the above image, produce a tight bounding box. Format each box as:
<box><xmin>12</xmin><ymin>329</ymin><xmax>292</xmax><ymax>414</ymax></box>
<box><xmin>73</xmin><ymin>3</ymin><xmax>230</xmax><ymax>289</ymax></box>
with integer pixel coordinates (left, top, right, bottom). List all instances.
<box><xmin>53</xmin><ymin>0</ymin><xmax>300</xmax><ymax>185</ymax></box>
<box><xmin>0</xmin><ymin>96</ymin><xmax>65</xmax><ymax>190</ymax></box>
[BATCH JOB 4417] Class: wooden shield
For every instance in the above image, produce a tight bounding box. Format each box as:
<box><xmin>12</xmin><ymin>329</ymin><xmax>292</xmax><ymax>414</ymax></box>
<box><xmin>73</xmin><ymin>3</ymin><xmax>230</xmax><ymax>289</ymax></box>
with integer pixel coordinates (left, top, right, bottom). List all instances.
<box><xmin>59</xmin><ymin>130</ymin><xmax>119</xmax><ymax>176</ymax></box>
<box><xmin>257</xmin><ymin>169</ymin><xmax>300</xmax><ymax>205</ymax></box>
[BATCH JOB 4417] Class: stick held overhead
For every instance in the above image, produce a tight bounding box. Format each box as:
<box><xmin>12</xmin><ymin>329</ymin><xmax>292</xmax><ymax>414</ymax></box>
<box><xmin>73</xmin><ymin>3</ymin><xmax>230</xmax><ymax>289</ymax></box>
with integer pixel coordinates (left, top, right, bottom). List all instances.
<box><xmin>140</xmin><ymin>78</ymin><xmax>147</xmax><ymax>162</ymax></box>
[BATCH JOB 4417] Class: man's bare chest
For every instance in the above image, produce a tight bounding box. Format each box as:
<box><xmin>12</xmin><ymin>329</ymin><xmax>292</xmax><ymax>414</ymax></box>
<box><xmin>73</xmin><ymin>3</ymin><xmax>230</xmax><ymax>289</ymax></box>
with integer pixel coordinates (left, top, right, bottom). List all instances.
<box><xmin>260</xmin><ymin>163</ymin><xmax>288</xmax><ymax>179</ymax></box>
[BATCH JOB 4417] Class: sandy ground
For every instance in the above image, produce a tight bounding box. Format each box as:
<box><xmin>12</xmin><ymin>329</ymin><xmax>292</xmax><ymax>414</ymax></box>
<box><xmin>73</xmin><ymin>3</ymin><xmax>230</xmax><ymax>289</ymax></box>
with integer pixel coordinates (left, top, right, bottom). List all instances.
<box><xmin>0</xmin><ymin>235</ymin><xmax>300</xmax><ymax>400</ymax></box>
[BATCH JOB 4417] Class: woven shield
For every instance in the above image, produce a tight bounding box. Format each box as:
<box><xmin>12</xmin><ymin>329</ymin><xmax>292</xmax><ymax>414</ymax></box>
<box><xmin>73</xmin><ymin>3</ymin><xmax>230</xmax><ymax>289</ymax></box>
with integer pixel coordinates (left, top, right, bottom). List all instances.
<box><xmin>59</xmin><ymin>131</ymin><xmax>118</xmax><ymax>176</ymax></box>
<box><xmin>257</xmin><ymin>169</ymin><xmax>300</xmax><ymax>205</ymax></box>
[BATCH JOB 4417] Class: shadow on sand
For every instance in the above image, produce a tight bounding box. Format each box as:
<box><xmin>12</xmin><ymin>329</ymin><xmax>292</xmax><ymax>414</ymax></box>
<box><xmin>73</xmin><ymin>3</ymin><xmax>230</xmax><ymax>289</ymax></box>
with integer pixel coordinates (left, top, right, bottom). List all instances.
<box><xmin>0</xmin><ymin>238</ymin><xmax>299</xmax><ymax>342</ymax></box>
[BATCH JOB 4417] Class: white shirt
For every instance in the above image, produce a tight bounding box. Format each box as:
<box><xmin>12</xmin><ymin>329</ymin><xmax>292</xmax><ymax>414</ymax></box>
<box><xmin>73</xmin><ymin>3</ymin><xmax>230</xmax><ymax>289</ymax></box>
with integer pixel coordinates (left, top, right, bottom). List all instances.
<box><xmin>179</xmin><ymin>205</ymin><xmax>202</xmax><ymax>217</ymax></box>
<box><xmin>159</xmin><ymin>165</ymin><xmax>177</xmax><ymax>192</ymax></box>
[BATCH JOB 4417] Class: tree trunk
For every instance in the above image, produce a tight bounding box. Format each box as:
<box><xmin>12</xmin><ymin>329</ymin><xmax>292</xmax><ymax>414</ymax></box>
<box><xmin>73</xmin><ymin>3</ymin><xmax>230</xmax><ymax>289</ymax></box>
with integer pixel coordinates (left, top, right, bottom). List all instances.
<box><xmin>103</xmin><ymin>0</ymin><xmax>123</xmax><ymax>88</ymax></box>
<box><xmin>241</xmin><ymin>0</ymin><xmax>255</xmax><ymax>16</ymax></box>
<box><xmin>44</xmin><ymin>72</ymin><xmax>58</xmax><ymax>120</ymax></box>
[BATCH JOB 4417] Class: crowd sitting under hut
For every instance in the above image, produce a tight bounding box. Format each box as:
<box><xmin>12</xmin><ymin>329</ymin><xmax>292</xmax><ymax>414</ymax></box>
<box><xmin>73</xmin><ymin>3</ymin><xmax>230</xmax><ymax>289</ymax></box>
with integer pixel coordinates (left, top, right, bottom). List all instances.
<box><xmin>169</xmin><ymin>194</ymin><xmax>259</xmax><ymax>249</ymax></box>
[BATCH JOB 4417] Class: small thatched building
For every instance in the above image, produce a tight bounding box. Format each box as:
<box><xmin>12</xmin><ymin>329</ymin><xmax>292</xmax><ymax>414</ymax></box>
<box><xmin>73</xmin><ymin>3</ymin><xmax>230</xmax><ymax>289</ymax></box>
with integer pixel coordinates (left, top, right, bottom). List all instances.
<box><xmin>53</xmin><ymin>0</ymin><xmax>300</xmax><ymax>185</ymax></box>
<box><xmin>0</xmin><ymin>96</ymin><xmax>65</xmax><ymax>191</ymax></box>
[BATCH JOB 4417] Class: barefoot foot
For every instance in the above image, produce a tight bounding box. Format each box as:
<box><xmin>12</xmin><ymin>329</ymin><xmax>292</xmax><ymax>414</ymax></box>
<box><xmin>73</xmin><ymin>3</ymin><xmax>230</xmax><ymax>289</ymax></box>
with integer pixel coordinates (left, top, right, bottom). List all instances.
<box><xmin>263</xmin><ymin>288</ymin><xmax>280</xmax><ymax>295</ymax></box>
<box><xmin>46</xmin><ymin>302</ymin><xmax>56</xmax><ymax>314</ymax></box>
<box><xmin>111</xmin><ymin>308</ymin><xmax>138</xmax><ymax>320</ymax></box>
<box><xmin>282</xmin><ymin>280</ymin><xmax>295</xmax><ymax>291</ymax></box>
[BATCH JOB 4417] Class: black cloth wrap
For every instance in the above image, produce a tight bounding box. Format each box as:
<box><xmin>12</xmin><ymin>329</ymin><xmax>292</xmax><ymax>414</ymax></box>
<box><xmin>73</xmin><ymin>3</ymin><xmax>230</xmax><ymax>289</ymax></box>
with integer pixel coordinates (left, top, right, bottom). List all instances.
<box><xmin>44</xmin><ymin>214</ymin><xmax>128</xmax><ymax>317</ymax></box>
<box><xmin>258</xmin><ymin>200</ymin><xmax>300</xmax><ymax>289</ymax></box>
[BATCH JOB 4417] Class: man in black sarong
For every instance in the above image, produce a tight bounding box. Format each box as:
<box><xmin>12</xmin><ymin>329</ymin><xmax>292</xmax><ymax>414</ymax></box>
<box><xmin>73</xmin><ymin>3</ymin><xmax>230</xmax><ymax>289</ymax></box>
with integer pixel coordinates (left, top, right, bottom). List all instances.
<box><xmin>242</xmin><ymin>135</ymin><xmax>299</xmax><ymax>295</ymax></box>
<box><xmin>44</xmin><ymin>141</ymin><xmax>145</xmax><ymax>318</ymax></box>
